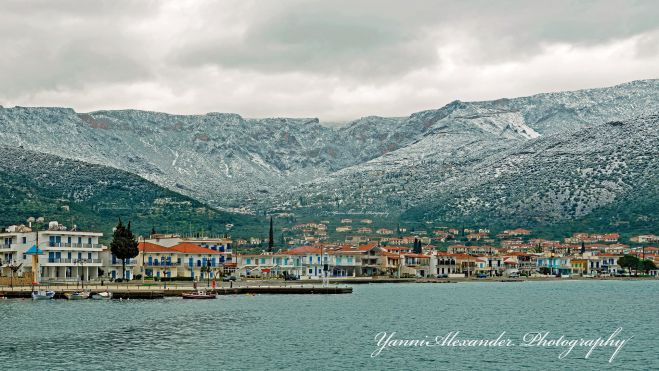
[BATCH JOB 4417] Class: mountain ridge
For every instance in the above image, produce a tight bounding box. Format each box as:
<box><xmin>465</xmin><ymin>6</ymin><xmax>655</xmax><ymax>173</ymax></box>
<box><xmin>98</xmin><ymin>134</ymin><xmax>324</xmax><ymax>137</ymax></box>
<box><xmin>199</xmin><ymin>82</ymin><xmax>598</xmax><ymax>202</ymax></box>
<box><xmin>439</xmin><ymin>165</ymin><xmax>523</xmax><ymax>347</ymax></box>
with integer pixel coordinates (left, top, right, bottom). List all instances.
<box><xmin>1</xmin><ymin>79</ymin><xmax>658</xmax><ymax>234</ymax></box>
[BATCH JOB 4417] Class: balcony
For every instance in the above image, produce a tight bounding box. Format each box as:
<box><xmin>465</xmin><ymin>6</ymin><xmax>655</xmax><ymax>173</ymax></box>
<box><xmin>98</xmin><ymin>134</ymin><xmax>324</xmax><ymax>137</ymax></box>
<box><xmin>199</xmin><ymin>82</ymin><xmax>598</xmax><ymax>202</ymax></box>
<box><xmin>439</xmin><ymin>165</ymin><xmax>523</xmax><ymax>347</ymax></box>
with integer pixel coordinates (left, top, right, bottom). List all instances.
<box><xmin>45</xmin><ymin>258</ymin><xmax>102</xmax><ymax>265</ymax></box>
<box><xmin>146</xmin><ymin>261</ymin><xmax>180</xmax><ymax>267</ymax></box>
<box><xmin>111</xmin><ymin>259</ymin><xmax>138</xmax><ymax>266</ymax></box>
<box><xmin>46</xmin><ymin>243</ymin><xmax>103</xmax><ymax>249</ymax></box>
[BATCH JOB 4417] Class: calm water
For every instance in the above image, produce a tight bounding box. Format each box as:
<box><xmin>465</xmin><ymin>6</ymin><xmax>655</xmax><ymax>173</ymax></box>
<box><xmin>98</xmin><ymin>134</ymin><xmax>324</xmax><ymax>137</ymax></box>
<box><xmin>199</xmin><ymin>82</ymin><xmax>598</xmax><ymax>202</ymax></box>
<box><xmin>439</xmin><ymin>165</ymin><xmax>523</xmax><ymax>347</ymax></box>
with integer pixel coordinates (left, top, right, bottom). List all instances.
<box><xmin>1</xmin><ymin>280</ymin><xmax>658</xmax><ymax>370</ymax></box>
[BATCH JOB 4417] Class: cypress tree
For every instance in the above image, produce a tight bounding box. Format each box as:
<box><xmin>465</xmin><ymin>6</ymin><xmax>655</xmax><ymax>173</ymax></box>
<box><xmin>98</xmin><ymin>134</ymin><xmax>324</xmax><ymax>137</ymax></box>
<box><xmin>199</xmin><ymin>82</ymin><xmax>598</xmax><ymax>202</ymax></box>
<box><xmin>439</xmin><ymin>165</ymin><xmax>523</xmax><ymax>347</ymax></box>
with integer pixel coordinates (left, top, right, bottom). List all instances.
<box><xmin>110</xmin><ymin>219</ymin><xmax>139</xmax><ymax>280</ymax></box>
<box><xmin>267</xmin><ymin>216</ymin><xmax>274</xmax><ymax>252</ymax></box>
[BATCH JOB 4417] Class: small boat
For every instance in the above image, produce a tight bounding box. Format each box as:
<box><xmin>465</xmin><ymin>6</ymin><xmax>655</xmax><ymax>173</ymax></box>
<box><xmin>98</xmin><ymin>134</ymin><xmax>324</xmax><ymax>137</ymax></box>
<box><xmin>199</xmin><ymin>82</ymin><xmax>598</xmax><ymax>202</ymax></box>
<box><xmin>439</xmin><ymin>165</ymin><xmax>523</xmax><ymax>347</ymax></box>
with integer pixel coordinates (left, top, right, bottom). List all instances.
<box><xmin>91</xmin><ymin>291</ymin><xmax>113</xmax><ymax>300</ymax></box>
<box><xmin>64</xmin><ymin>291</ymin><xmax>90</xmax><ymax>300</ymax></box>
<box><xmin>32</xmin><ymin>290</ymin><xmax>56</xmax><ymax>300</ymax></box>
<box><xmin>182</xmin><ymin>290</ymin><xmax>217</xmax><ymax>299</ymax></box>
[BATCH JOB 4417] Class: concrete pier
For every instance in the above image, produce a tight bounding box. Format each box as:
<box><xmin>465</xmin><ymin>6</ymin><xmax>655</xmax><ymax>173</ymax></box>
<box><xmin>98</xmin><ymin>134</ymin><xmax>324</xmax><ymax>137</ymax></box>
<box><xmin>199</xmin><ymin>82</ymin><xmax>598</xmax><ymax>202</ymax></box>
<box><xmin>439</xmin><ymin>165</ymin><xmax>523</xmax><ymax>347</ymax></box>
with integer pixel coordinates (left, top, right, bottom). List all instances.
<box><xmin>0</xmin><ymin>285</ymin><xmax>353</xmax><ymax>299</ymax></box>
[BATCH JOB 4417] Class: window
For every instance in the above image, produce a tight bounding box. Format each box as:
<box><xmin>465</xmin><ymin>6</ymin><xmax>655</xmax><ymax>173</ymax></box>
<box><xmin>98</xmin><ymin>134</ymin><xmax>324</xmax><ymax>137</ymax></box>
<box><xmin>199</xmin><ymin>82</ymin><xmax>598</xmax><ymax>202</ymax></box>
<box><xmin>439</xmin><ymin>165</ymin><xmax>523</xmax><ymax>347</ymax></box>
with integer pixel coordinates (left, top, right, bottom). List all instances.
<box><xmin>246</xmin><ymin>258</ymin><xmax>251</xmax><ymax>265</ymax></box>
<box><xmin>22</xmin><ymin>237</ymin><xmax>27</xmax><ymax>244</ymax></box>
<box><xmin>308</xmin><ymin>269</ymin><xmax>312</xmax><ymax>274</ymax></box>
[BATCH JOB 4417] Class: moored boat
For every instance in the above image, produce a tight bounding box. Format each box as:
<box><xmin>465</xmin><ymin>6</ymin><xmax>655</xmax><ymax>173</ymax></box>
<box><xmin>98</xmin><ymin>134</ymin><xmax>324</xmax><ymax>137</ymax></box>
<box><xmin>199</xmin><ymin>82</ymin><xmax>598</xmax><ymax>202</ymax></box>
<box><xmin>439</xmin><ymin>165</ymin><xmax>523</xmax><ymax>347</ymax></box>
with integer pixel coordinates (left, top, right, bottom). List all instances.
<box><xmin>64</xmin><ymin>290</ymin><xmax>90</xmax><ymax>300</ymax></box>
<box><xmin>182</xmin><ymin>290</ymin><xmax>217</xmax><ymax>299</ymax></box>
<box><xmin>31</xmin><ymin>290</ymin><xmax>56</xmax><ymax>300</ymax></box>
<box><xmin>91</xmin><ymin>291</ymin><xmax>113</xmax><ymax>300</ymax></box>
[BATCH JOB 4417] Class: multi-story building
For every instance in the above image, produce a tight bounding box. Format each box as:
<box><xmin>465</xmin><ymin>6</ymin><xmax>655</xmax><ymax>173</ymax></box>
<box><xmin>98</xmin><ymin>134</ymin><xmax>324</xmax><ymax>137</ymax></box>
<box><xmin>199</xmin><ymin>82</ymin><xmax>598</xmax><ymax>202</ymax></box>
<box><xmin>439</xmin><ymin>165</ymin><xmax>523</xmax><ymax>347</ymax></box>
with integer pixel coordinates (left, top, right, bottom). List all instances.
<box><xmin>1</xmin><ymin>222</ymin><xmax>105</xmax><ymax>282</ymax></box>
<box><xmin>40</xmin><ymin>225</ymin><xmax>105</xmax><ymax>282</ymax></box>
<box><xmin>133</xmin><ymin>241</ymin><xmax>223</xmax><ymax>281</ymax></box>
<box><xmin>145</xmin><ymin>235</ymin><xmax>233</xmax><ymax>267</ymax></box>
<box><xmin>0</xmin><ymin>225</ymin><xmax>36</xmax><ymax>278</ymax></box>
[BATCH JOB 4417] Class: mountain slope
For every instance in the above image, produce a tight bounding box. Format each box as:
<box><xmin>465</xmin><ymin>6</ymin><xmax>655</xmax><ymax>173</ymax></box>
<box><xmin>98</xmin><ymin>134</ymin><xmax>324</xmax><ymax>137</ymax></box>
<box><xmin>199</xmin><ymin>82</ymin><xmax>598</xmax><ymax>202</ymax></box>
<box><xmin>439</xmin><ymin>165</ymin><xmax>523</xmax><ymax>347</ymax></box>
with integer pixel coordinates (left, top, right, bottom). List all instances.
<box><xmin>1</xmin><ymin>80</ymin><xmax>657</xmax><ymax>215</ymax></box>
<box><xmin>401</xmin><ymin>115</ymin><xmax>659</xmax><ymax>233</ymax></box>
<box><xmin>0</xmin><ymin>146</ymin><xmax>257</xmax><ymax>239</ymax></box>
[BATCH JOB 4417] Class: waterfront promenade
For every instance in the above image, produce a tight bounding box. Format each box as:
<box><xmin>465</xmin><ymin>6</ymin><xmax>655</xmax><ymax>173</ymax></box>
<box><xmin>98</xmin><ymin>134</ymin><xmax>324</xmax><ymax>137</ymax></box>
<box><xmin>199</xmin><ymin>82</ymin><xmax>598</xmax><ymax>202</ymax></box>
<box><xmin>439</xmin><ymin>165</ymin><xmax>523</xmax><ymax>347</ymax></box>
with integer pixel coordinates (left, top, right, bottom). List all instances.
<box><xmin>0</xmin><ymin>280</ymin><xmax>353</xmax><ymax>299</ymax></box>
<box><xmin>1</xmin><ymin>275</ymin><xmax>653</xmax><ymax>299</ymax></box>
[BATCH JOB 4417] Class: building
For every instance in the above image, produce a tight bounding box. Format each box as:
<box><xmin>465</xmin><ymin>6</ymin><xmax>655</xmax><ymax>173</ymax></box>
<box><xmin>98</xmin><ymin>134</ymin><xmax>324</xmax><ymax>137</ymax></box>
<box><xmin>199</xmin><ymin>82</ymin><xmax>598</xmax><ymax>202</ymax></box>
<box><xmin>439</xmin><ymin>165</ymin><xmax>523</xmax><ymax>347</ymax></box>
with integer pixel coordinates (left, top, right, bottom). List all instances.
<box><xmin>130</xmin><ymin>241</ymin><xmax>224</xmax><ymax>281</ymax></box>
<box><xmin>430</xmin><ymin>252</ymin><xmax>459</xmax><ymax>276</ymax></box>
<box><xmin>630</xmin><ymin>235</ymin><xmax>659</xmax><ymax>243</ymax></box>
<box><xmin>145</xmin><ymin>235</ymin><xmax>233</xmax><ymax>267</ymax></box>
<box><xmin>1</xmin><ymin>222</ymin><xmax>106</xmax><ymax>283</ymax></box>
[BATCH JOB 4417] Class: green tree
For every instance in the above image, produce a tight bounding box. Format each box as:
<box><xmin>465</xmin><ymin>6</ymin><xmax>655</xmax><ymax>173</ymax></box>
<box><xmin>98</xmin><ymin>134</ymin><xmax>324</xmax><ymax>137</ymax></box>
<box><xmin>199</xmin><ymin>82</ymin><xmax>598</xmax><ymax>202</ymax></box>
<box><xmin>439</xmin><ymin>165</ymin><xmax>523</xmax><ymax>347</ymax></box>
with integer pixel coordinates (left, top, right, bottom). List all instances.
<box><xmin>413</xmin><ymin>238</ymin><xmax>422</xmax><ymax>254</ymax></box>
<box><xmin>617</xmin><ymin>255</ymin><xmax>640</xmax><ymax>276</ymax></box>
<box><xmin>640</xmin><ymin>259</ymin><xmax>657</xmax><ymax>274</ymax></box>
<box><xmin>534</xmin><ymin>243</ymin><xmax>543</xmax><ymax>254</ymax></box>
<box><xmin>267</xmin><ymin>216</ymin><xmax>274</xmax><ymax>253</ymax></box>
<box><xmin>110</xmin><ymin>219</ymin><xmax>139</xmax><ymax>280</ymax></box>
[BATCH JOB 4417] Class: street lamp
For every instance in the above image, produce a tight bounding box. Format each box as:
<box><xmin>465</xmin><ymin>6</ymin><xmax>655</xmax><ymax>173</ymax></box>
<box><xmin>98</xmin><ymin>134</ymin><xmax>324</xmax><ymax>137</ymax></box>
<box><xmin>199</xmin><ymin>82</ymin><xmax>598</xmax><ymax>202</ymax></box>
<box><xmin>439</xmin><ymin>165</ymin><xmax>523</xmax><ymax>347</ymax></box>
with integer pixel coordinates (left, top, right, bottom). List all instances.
<box><xmin>74</xmin><ymin>258</ymin><xmax>89</xmax><ymax>289</ymax></box>
<box><xmin>206</xmin><ymin>255</ymin><xmax>212</xmax><ymax>288</ymax></box>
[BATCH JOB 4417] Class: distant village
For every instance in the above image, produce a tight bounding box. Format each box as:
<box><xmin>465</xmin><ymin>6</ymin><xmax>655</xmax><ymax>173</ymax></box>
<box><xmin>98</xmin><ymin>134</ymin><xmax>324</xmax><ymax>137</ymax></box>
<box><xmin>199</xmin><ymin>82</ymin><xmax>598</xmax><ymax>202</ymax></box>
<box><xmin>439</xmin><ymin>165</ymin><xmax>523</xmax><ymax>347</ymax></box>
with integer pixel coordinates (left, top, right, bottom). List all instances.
<box><xmin>1</xmin><ymin>217</ymin><xmax>658</xmax><ymax>285</ymax></box>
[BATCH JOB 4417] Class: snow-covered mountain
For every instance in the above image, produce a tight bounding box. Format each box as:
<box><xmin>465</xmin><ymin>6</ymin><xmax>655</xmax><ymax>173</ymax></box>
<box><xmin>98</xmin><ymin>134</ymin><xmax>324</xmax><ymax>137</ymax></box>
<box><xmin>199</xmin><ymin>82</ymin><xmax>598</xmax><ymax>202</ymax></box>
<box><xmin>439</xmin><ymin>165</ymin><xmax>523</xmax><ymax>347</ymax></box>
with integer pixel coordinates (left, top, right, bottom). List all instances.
<box><xmin>403</xmin><ymin>114</ymin><xmax>659</xmax><ymax>230</ymax></box>
<box><xmin>0</xmin><ymin>79</ymin><xmax>657</xmax><ymax>227</ymax></box>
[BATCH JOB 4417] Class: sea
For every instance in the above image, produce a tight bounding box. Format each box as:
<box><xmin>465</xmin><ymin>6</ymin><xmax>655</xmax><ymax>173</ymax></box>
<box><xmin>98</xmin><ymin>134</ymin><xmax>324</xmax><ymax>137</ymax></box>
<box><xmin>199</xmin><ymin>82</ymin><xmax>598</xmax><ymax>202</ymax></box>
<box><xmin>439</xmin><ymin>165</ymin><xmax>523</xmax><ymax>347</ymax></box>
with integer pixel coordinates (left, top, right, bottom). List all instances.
<box><xmin>1</xmin><ymin>280</ymin><xmax>657</xmax><ymax>370</ymax></box>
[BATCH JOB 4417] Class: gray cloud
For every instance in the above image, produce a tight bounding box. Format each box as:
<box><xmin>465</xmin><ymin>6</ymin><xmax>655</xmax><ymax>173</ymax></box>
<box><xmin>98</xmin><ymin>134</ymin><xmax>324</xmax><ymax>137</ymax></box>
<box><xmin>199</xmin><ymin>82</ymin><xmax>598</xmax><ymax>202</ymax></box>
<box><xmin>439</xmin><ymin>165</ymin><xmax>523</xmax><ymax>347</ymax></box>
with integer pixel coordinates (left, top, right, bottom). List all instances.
<box><xmin>0</xmin><ymin>0</ymin><xmax>658</xmax><ymax>121</ymax></box>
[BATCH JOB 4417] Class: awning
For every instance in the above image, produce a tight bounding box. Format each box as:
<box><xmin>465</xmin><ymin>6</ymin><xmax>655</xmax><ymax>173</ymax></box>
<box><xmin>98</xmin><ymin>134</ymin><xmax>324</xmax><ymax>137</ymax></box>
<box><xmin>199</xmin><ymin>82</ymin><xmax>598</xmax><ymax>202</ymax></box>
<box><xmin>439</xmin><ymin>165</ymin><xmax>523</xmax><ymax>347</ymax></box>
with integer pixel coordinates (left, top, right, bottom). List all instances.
<box><xmin>25</xmin><ymin>245</ymin><xmax>45</xmax><ymax>255</ymax></box>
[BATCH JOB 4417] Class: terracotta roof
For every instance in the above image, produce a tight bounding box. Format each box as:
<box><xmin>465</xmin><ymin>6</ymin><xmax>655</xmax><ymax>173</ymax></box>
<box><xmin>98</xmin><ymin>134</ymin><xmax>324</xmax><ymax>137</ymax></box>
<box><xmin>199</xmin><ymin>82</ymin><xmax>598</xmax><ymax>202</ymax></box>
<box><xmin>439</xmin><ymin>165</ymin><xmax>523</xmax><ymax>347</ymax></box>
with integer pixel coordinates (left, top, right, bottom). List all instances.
<box><xmin>504</xmin><ymin>252</ymin><xmax>531</xmax><ymax>257</ymax></box>
<box><xmin>403</xmin><ymin>253</ymin><xmax>430</xmax><ymax>259</ymax></box>
<box><xmin>282</xmin><ymin>246</ymin><xmax>321</xmax><ymax>255</ymax></box>
<box><xmin>170</xmin><ymin>242</ymin><xmax>221</xmax><ymax>254</ymax></box>
<box><xmin>138</xmin><ymin>242</ymin><xmax>171</xmax><ymax>253</ymax></box>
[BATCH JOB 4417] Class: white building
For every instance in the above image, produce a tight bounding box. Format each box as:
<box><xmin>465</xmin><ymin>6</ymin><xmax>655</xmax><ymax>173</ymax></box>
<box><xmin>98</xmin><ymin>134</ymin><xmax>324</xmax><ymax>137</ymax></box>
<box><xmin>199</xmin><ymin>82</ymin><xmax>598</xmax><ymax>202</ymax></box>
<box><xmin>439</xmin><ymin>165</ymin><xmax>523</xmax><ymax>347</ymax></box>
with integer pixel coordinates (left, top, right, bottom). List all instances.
<box><xmin>0</xmin><ymin>222</ymin><xmax>105</xmax><ymax>283</ymax></box>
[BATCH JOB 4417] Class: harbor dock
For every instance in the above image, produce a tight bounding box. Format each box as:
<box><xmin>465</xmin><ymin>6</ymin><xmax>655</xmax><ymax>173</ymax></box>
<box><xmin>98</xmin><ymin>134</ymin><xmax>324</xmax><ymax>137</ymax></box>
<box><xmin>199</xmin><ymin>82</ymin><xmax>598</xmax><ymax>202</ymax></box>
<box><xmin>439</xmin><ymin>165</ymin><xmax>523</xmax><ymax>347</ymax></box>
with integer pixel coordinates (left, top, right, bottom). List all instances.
<box><xmin>0</xmin><ymin>284</ymin><xmax>353</xmax><ymax>299</ymax></box>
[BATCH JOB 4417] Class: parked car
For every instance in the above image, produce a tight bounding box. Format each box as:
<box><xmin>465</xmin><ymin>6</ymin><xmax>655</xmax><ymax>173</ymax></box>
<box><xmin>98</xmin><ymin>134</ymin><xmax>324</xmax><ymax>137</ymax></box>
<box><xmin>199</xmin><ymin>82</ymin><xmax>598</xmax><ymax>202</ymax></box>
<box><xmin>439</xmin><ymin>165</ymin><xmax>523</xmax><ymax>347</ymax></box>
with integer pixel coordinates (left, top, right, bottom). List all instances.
<box><xmin>476</xmin><ymin>273</ymin><xmax>488</xmax><ymax>278</ymax></box>
<box><xmin>222</xmin><ymin>276</ymin><xmax>237</xmax><ymax>282</ymax></box>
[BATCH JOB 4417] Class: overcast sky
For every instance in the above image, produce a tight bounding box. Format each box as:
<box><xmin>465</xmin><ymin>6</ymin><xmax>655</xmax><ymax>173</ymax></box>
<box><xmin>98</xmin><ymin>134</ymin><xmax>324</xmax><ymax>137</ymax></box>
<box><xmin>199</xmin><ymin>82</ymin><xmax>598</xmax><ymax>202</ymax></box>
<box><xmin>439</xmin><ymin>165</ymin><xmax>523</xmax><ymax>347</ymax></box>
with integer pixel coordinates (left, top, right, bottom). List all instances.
<box><xmin>1</xmin><ymin>0</ymin><xmax>658</xmax><ymax>122</ymax></box>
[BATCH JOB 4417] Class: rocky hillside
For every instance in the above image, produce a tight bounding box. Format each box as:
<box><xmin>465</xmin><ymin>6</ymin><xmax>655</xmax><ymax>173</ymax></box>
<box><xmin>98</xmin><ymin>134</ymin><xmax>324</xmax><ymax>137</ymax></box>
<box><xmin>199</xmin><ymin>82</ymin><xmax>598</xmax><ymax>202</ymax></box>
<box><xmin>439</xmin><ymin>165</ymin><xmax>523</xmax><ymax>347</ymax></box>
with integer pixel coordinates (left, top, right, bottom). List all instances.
<box><xmin>401</xmin><ymin>115</ymin><xmax>659</xmax><ymax>231</ymax></box>
<box><xmin>0</xmin><ymin>146</ymin><xmax>256</xmax><ymax>239</ymax></box>
<box><xmin>0</xmin><ymin>79</ymin><xmax>657</xmax><ymax>233</ymax></box>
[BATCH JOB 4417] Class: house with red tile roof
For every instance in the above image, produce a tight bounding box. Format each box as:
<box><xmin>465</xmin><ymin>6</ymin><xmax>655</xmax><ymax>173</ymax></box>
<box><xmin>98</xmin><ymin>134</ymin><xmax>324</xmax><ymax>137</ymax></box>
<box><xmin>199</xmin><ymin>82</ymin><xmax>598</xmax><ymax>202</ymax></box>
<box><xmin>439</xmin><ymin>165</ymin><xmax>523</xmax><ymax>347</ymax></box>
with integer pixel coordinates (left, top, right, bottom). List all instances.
<box><xmin>134</xmin><ymin>241</ymin><xmax>224</xmax><ymax>281</ymax></box>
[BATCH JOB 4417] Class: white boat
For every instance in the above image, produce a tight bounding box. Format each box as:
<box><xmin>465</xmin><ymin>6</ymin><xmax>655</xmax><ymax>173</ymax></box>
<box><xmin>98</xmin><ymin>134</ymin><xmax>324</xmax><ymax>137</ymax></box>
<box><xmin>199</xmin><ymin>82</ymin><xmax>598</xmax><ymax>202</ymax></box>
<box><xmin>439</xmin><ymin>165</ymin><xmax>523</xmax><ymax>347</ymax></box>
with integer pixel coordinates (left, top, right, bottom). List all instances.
<box><xmin>64</xmin><ymin>290</ymin><xmax>90</xmax><ymax>300</ymax></box>
<box><xmin>32</xmin><ymin>290</ymin><xmax>56</xmax><ymax>300</ymax></box>
<box><xmin>91</xmin><ymin>291</ymin><xmax>113</xmax><ymax>300</ymax></box>
<box><xmin>182</xmin><ymin>290</ymin><xmax>217</xmax><ymax>299</ymax></box>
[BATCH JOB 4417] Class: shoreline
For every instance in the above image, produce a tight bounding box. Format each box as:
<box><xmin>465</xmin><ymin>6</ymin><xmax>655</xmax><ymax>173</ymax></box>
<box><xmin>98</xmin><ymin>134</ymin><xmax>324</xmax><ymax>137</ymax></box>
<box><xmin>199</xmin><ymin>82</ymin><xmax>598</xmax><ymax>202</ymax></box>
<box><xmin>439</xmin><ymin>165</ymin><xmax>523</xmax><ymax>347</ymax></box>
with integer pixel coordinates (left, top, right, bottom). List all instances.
<box><xmin>1</xmin><ymin>277</ymin><xmax>655</xmax><ymax>299</ymax></box>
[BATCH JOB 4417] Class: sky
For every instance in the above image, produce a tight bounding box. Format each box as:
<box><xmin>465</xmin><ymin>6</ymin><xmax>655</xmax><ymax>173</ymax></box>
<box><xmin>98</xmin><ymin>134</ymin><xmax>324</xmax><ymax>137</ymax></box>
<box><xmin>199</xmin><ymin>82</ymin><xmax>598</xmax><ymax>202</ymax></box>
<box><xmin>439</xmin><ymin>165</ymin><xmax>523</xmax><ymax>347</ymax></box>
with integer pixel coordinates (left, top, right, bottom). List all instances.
<box><xmin>1</xmin><ymin>0</ymin><xmax>659</xmax><ymax>123</ymax></box>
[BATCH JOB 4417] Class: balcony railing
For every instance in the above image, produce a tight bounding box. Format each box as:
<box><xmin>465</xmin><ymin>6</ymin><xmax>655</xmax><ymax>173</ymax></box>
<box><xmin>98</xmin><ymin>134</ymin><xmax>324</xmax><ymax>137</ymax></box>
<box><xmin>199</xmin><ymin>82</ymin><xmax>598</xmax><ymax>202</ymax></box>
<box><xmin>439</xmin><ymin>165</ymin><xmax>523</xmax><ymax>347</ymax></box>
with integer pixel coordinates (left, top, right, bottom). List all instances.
<box><xmin>112</xmin><ymin>259</ymin><xmax>138</xmax><ymax>265</ymax></box>
<box><xmin>47</xmin><ymin>258</ymin><xmax>72</xmax><ymax>263</ymax></box>
<box><xmin>146</xmin><ymin>261</ymin><xmax>180</xmax><ymax>267</ymax></box>
<box><xmin>47</xmin><ymin>243</ymin><xmax>102</xmax><ymax>249</ymax></box>
<box><xmin>46</xmin><ymin>258</ymin><xmax>102</xmax><ymax>264</ymax></box>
